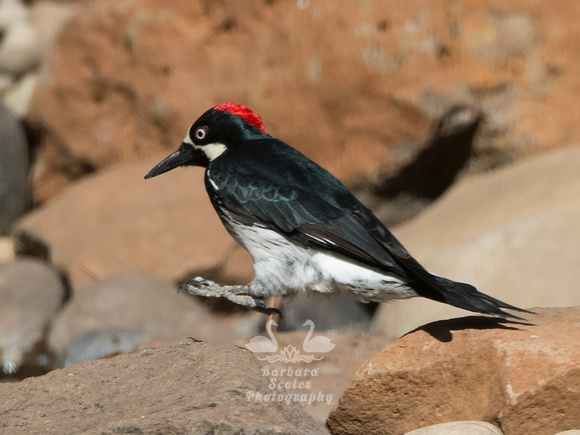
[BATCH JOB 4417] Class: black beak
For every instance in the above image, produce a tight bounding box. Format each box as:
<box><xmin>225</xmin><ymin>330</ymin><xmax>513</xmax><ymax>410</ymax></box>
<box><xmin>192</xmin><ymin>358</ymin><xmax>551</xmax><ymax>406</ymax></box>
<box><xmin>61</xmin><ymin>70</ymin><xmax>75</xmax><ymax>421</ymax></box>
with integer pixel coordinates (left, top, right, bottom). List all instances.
<box><xmin>144</xmin><ymin>143</ymin><xmax>203</xmax><ymax>179</ymax></box>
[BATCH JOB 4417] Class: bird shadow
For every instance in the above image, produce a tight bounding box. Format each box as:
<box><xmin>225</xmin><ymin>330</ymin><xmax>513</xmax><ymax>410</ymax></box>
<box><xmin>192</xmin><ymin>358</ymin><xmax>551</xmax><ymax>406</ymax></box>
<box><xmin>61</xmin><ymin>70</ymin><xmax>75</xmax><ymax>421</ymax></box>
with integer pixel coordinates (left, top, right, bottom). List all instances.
<box><xmin>406</xmin><ymin>316</ymin><xmax>537</xmax><ymax>343</ymax></box>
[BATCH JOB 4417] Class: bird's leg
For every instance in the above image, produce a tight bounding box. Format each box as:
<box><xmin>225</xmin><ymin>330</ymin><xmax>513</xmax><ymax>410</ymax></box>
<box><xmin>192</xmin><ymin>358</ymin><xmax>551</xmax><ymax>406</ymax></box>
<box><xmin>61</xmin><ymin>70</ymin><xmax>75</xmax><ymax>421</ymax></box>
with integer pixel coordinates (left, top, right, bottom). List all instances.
<box><xmin>179</xmin><ymin>277</ymin><xmax>282</xmax><ymax>316</ymax></box>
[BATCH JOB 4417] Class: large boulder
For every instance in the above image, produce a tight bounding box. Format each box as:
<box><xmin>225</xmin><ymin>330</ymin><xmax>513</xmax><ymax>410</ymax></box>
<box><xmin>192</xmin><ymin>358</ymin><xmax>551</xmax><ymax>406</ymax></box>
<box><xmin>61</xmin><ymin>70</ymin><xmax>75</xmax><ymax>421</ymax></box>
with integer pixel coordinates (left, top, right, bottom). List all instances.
<box><xmin>28</xmin><ymin>0</ymin><xmax>580</xmax><ymax>200</ymax></box>
<box><xmin>373</xmin><ymin>147</ymin><xmax>580</xmax><ymax>339</ymax></box>
<box><xmin>0</xmin><ymin>339</ymin><xmax>326</xmax><ymax>434</ymax></box>
<box><xmin>328</xmin><ymin>307</ymin><xmax>580</xmax><ymax>435</ymax></box>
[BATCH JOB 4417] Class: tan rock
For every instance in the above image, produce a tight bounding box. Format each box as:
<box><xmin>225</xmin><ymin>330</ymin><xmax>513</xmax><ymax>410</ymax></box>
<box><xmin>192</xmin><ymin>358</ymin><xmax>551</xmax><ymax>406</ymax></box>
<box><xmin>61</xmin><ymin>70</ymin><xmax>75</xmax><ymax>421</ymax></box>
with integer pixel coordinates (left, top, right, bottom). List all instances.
<box><xmin>328</xmin><ymin>307</ymin><xmax>580</xmax><ymax>435</ymax></box>
<box><xmin>373</xmin><ymin>147</ymin><xmax>580</xmax><ymax>339</ymax></box>
<box><xmin>29</xmin><ymin>0</ymin><xmax>580</xmax><ymax>201</ymax></box>
<box><xmin>13</xmin><ymin>158</ymin><xmax>253</xmax><ymax>290</ymax></box>
<box><xmin>0</xmin><ymin>237</ymin><xmax>14</xmax><ymax>261</ymax></box>
<box><xmin>0</xmin><ymin>340</ymin><xmax>326</xmax><ymax>434</ymax></box>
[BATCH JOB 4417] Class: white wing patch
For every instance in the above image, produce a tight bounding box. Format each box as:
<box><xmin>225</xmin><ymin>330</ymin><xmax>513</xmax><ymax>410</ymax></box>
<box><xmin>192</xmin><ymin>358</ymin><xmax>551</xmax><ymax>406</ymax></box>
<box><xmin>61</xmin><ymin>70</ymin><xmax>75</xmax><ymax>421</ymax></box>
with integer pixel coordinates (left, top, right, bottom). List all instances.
<box><xmin>207</xmin><ymin>169</ymin><xmax>219</xmax><ymax>190</ymax></box>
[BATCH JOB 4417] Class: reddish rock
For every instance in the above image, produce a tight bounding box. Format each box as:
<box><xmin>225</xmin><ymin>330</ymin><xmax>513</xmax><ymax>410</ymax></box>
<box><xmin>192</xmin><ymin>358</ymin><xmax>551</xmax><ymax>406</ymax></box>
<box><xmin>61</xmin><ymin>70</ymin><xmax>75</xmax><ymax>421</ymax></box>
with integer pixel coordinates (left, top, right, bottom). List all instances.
<box><xmin>373</xmin><ymin>146</ymin><xmax>580</xmax><ymax>339</ymax></box>
<box><xmin>13</xmin><ymin>158</ymin><xmax>253</xmax><ymax>290</ymax></box>
<box><xmin>328</xmin><ymin>307</ymin><xmax>580</xmax><ymax>435</ymax></box>
<box><xmin>0</xmin><ymin>340</ymin><xmax>326</xmax><ymax>434</ymax></box>
<box><xmin>29</xmin><ymin>0</ymin><xmax>580</xmax><ymax>201</ymax></box>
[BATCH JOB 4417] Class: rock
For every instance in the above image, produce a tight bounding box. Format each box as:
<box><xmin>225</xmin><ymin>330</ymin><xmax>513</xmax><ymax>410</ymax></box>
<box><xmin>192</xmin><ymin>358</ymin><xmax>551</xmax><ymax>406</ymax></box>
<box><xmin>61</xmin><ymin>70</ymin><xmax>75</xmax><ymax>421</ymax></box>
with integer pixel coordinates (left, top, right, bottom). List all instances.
<box><xmin>0</xmin><ymin>71</ymin><xmax>13</xmax><ymax>93</ymax></box>
<box><xmin>0</xmin><ymin>20</ymin><xmax>41</xmax><ymax>75</ymax></box>
<box><xmin>29</xmin><ymin>1</ymin><xmax>76</xmax><ymax>57</ymax></box>
<box><xmin>328</xmin><ymin>307</ymin><xmax>580</xmax><ymax>435</ymax></box>
<box><xmin>30</xmin><ymin>0</ymin><xmax>580</xmax><ymax>201</ymax></box>
<box><xmin>373</xmin><ymin>147</ymin><xmax>580</xmax><ymax>339</ymax></box>
<box><xmin>28</xmin><ymin>0</ymin><xmax>433</xmax><ymax>201</ymax></box>
<box><xmin>278</xmin><ymin>293</ymin><xmax>374</xmax><ymax>333</ymax></box>
<box><xmin>0</xmin><ymin>102</ymin><xmax>29</xmax><ymax>235</ymax></box>
<box><xmin>13</xmin><ymin>158</ymin><xmax>253</xmax><ymax>291</ymax></box>
<box><xmin>0</xmin><ymin>339</ymin><xmax>326</xmax><ymax>434</ymax></box>
<box><xmin>0</xmin><ymin>258</ymin><xmax>63</xmax><ymax>378</ymax></box>
<box><xmin>3</xmin><ymin>71</ymin><xmax>38</xmax><ymax>117</ymax></box>
<box><xmin>62</xmin><ymin>327</ymin><xmax>152</xmax><ymax>368</ymax></box>
<box><xmin>47</xmin><ymin>272</ymin><xmax>237</xmax><ymax>364</ymax></box>
<box><xmin>352</xmin><ymin>104</ymin><xmax>483</xmax><ymax>227</ymax></box>
<box><xmin>0</xmin><ymin>0</ymin><xmax>28</xmax><ymax>31</ymax></box>
<box><xmin>0</xmin><ymin>237</ymin><xmax>14</xmax><ymax>261</ymax></box>
<box><xmin>404</xmin><ymin>421</ymin><xmax>504</xmax><ymax>435</ymax></box>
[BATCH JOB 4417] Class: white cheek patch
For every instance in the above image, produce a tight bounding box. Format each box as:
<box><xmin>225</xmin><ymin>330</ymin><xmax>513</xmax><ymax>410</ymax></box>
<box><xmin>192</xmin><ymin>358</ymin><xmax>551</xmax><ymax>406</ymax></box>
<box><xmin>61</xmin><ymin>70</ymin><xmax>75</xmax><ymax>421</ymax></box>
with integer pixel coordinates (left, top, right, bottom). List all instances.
<box><xmin>202</xmin><ymin>142</ymin><xmax>227</xmax><ymax>161</ymax></box>
<box><xmin>182</xmin><ymin>135</ymin><xmax>226</xmax><ymax>161</ymax></box>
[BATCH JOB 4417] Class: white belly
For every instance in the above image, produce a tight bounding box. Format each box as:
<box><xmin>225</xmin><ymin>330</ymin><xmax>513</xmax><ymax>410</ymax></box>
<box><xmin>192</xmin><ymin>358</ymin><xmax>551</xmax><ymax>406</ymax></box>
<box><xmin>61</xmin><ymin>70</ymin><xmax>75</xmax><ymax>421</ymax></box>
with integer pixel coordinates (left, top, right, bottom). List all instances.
<box><xmin>226</xmin><ymin>221</ymin><xmax>418</xmax><ymax>302</ymax></box>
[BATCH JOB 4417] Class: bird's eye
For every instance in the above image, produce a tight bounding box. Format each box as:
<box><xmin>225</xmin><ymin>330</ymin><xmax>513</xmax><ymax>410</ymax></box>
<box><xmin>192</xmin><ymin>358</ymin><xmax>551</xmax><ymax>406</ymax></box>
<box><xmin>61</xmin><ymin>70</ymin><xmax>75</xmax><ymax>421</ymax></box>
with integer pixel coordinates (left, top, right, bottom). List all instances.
<box><xmin>194</xmin><ymin>127</ymin><xmax>208</xmax><ymax>141</ymax></box>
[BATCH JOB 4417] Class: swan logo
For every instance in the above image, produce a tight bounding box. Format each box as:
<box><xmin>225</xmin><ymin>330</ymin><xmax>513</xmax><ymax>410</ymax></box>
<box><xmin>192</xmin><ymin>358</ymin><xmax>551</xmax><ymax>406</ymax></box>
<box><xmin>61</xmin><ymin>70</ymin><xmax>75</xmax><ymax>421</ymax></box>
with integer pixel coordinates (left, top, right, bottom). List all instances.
<box><xmin>245</xmin><ymin>319</ymin><xmax>335</xmax><ymax>363</ymax></box>
<box><xmin>244</xmin><ymin>319</ymin><xmax>336</xmax><ymax>406</ymax></box>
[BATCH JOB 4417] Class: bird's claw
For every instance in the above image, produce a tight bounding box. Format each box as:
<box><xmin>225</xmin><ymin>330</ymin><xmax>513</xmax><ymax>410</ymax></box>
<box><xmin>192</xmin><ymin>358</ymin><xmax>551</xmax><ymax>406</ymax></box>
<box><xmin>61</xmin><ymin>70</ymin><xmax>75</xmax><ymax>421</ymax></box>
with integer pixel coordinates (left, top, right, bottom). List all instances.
<box><xmin>179</xmin><ymin>277</ymin><xmax>282</xmax><ymax>317</ymax></box>
<box><xmin>178</xmin><ymin>277</ymin><xmax>215</xmax><ymax>293</ymax></box>
<box><xmin>189</xmin><ymin>277</ymin><xmax>215</xmax><ymax>288</ymax></box>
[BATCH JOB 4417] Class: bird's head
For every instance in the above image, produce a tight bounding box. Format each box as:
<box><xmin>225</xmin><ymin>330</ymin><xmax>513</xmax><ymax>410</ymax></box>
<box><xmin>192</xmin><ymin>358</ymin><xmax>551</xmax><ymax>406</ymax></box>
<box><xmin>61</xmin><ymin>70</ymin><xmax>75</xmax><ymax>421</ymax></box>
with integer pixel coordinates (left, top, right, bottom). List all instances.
<box><xmin>145</xmin><ymin>102</ymin><xmax>268</xmax><ymax>179</ymax></box>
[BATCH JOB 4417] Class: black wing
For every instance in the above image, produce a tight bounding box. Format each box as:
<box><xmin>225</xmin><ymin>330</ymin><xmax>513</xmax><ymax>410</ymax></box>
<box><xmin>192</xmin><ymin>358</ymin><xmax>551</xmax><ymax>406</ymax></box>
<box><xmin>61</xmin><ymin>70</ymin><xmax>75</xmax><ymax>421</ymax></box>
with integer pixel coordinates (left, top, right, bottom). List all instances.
<box><xmin>208</xmin><ymin>139</ymin><xmax>414</xmax><ymax>278</ymax></box>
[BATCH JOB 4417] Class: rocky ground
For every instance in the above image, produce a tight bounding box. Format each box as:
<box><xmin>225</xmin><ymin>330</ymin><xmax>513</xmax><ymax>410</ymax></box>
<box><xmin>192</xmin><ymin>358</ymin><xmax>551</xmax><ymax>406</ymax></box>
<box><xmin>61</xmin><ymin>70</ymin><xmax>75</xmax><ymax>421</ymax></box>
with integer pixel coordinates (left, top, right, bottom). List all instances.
<box><xmin>1</xmin><ymin>0</ymin><xmax>580</xmax><ymax>434</ymax></box>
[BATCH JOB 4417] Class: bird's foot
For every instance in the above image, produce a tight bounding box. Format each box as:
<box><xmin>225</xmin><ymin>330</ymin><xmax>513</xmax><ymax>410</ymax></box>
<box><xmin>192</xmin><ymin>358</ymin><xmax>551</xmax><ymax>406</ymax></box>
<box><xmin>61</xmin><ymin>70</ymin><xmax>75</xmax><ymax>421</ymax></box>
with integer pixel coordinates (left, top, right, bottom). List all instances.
<box><xmin>179</xmin><ymin>277</ymin><xmax>282</xmax><ymax>317</ymax></box>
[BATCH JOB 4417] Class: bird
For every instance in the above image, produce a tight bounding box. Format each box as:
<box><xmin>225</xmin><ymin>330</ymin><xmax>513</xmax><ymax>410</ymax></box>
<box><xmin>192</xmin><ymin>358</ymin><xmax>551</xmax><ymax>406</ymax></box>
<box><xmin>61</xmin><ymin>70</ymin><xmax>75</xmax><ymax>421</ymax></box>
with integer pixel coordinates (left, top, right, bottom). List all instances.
<box><xmin>145</xmin><ymin>102</ymin><xmax>532</xmax><ymax>320</ymax></box>
<box><xmin>244</xmin><ymin>319</ymin><xmax>278</xmax><ymax>353</ymax></box>
<box><xmin>302</xmin><ymin>320</ymin><xmax>335</xmax><ymax>353</ymax></box>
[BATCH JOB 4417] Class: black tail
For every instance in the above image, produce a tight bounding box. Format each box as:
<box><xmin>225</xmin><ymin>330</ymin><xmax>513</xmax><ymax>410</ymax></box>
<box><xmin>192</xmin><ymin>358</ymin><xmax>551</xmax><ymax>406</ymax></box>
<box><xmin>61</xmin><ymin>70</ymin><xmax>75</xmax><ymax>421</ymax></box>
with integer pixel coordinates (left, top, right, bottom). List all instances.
<box><xmin>416</xmin><ymin>275</ymin><xmax>534</xmax><ymax>321</ymax></box>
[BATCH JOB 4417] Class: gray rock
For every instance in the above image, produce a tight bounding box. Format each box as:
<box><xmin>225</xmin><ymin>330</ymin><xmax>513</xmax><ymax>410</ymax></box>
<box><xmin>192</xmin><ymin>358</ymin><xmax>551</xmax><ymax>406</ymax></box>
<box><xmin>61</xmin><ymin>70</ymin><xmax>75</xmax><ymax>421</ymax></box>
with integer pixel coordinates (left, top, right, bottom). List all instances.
<box><xmin>48</xmin><ymin>272</ymin><xmax>238</xmax><ymax>364</ymax></box>
<box><xmin>405</xmin><ymin>421</ymin><xmax>504</xmax><ymax>435</ymax></box>
<box><xmin>63</xmin><ymin>328</ymin><xmax>152</xmax><ymax>367</ymax></box>
<box><xmin>0</xmin><ymin>102</ymin><xmax>29</xmax><ymax>235</ymax></box>
<box><xmin>0</xmin><ymin>71</ymin><xmax>13</xmax><ymax>93</ymax></box>
<box><xmin>0</xmin><ymin>258</ymin><xmax>64</xmax><ymax>377</ymax></box>
<box><xmin>278</xmin><ymin>293</ymin><xmax>373</xmax><ymax>332</ymax></box>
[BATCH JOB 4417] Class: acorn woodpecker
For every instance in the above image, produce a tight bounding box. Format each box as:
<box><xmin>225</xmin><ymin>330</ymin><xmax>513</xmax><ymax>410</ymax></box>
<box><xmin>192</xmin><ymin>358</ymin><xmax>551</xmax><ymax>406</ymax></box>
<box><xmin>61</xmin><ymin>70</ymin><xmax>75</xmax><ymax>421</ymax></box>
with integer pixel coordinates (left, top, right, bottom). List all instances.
<box><xmin>145</xmin><ymin>102</ymin><xmax>531</xmax><ymax>319</ymax></box>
